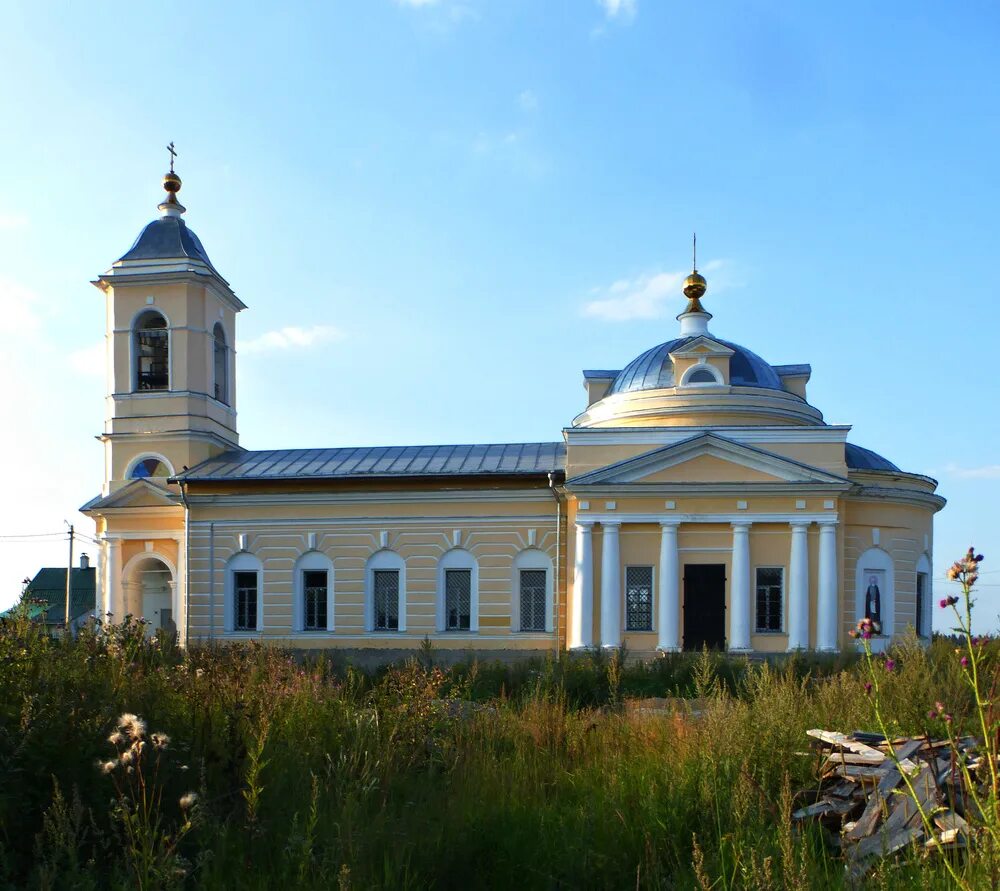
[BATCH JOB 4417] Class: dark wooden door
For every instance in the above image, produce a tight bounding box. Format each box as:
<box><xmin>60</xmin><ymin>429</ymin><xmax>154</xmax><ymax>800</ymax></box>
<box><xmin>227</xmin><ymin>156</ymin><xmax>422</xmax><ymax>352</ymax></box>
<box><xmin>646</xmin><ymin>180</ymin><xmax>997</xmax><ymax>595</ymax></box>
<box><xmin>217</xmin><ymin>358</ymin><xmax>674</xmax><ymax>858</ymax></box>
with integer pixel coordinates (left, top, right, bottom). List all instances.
<box><xmin>683</xmin><ymin>564</ymin><xmax>727</xmax><ymax>651</ymax></box>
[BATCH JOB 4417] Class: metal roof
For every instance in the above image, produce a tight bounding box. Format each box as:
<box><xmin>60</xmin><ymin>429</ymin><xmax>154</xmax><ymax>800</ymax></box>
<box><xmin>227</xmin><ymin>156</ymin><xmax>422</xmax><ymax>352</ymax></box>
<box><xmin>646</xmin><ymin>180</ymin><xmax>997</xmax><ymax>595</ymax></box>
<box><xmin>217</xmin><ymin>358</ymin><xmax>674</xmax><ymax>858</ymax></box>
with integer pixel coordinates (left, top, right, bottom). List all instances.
<box><xmin>609</xmin><ymin>336</ymin><xmax>785</xmax><ymax>395</ymax></box>
<box><xmin>118</xmin><ymin>217</ymin><xmax>215</xmax><ymax>268</ymax></box>
<box><xmin>175</xmin><ymin>442</ymin><xmax>567</xmax><ymax>482</ymax></box>
<box><xmin>845</xmin><ymin>443</ymin><xmax>900</xmax><ymax>473</ymax></box>
<box><xmin>19</xmin><ymin>568</ymin><xmax>97</xmax><ymax>624</ymax></box>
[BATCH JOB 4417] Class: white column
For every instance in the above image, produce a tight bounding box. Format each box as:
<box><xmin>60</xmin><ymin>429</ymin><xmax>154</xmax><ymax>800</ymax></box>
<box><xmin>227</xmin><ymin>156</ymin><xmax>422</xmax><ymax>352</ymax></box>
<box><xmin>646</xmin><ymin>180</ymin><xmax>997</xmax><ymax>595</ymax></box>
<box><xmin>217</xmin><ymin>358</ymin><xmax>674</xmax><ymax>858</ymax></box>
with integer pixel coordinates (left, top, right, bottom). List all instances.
<box><xmin>729</xmin><ymin>523</ymin><xmax>752</xmax><ymax>652</ymax></box>
<box><xmin>817</xmin><ymin>521</ymin><xmax>839</xmax><ymax>652</ymax></box>
<box><xmin>600</xmin><ymin>522</ymin><xmax>622</xmax><ymax>648</ymax></box>
<box><xmin>570</xmin><ymin>522</ymin><xmax>595</xmax><ymax>649</ymax></box>
<box><xmin>787</xmin><ymin>522</ymin><xmax>811</xmax><ymax>651</ymax></box>
<box><xmin>106</xmin><ymin>537</ymin><xmax>123</xmax><ymax>622</ymax></box>
<box><xmin>657</xmin><ymin>521</ymin><xmax>680</xmax><ymax>651</ymax></box>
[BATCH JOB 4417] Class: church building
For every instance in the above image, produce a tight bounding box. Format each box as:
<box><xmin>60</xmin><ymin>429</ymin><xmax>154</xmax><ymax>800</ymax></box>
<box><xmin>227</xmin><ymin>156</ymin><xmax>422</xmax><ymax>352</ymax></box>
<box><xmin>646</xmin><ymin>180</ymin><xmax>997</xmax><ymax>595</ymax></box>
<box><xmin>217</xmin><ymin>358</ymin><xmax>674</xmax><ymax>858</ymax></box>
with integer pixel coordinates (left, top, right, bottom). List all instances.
<box><xmin>81</xmin><ymin>167</ymin><xmax>945</xmax><ymax>657</ymax></box>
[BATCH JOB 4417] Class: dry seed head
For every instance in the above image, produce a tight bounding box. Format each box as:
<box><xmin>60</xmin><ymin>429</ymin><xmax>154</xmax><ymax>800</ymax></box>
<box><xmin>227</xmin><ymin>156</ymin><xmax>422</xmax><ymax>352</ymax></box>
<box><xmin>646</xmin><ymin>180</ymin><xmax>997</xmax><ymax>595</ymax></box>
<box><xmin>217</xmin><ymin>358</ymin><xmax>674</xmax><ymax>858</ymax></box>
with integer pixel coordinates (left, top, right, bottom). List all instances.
<box><xmin>118</xmin><ymin>713</ymin><xmax>147</xmax><ymax>740</ymax></box>
<box><xmin>151</xmin><ymin>732</ymin><xmax>170</xmax><ymax>750</ymax></box>
<box><xmin>179</xmin><ymin>792</ymin><xmax>198</xmax><ymax>810</ymax></box>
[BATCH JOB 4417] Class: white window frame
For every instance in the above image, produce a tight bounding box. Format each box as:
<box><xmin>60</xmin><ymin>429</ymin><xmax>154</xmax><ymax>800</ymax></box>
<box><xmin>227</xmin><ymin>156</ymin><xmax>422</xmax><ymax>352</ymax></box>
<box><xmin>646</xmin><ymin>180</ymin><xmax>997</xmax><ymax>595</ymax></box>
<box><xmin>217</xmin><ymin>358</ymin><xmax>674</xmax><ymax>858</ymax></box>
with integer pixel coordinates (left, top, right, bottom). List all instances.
<box><xmin>224</xmin><ymin>551</ymin><xmax>263</xmax><ymax>634</ymax></box>
<box><xmin>511</xmin><ymin>548</ymin><xmax>554</xmax><ymax>633</ymax></box>
<box><xmin>293</xmin><ymin>551</ymin><xmax>334</xmax><ymax>633</ymax></box>
<box><xmin>624</xmin><ymin>564</ymin><xmax>656</xmax><ymax>632</ymax></box>
<box><xmin>365</xmin><ymin>550</ymin><xmax>406</xmax><ymax>633</ymax></box>
<box><xmin>125</xmin><ymin>453</ymin><xmax>175</xmax><ymax>480</ymax></box>
<box><xmin>130</xmin><ymin>308</ymin><xmax>172</xmax><ymax>393</ymax></box>
<box><xmin>436</xmin><ymin>548</ymin><xmax>479</xmax><ymax>633</ymax></box>
<box><xmin>754</xmin><ymin>565</ymin><xmax>785</xmax><ymax>633</ymax></box>
<box><xmin>679</xmin><ymin>359</ymin><xmax>724</xmax><ymax>388</ymax></box>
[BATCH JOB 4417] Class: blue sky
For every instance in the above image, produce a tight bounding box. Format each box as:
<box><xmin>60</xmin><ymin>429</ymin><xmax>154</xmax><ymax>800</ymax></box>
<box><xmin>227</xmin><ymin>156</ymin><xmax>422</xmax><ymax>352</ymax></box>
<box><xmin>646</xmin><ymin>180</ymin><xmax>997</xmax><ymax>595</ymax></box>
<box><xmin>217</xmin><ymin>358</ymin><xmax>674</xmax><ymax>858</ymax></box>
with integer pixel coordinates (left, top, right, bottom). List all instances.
<box><xmin>0</xmin><ymin>0</ymin><xmax>997</xmax><ymax>628</ymax></box>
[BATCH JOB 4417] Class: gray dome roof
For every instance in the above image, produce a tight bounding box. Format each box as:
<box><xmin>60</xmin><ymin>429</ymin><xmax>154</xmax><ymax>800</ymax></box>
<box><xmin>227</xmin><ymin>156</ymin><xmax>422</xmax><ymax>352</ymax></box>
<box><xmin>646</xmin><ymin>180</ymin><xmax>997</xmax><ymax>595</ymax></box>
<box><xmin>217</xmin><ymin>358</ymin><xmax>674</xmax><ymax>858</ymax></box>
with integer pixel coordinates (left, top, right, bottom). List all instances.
<box><xmin>118</xmin><ymin>217</ymin><xmax>215</xmax><ymax>268</ymax></box>
<box><xmin>845</xmin><ymin>443</ymin><xmax>900</xmax><ymax>473</ymax></box>
<box><xmin>609</xmin><ymin>336</ymin><xmax>784</xmax><ymax>395</ymax></box>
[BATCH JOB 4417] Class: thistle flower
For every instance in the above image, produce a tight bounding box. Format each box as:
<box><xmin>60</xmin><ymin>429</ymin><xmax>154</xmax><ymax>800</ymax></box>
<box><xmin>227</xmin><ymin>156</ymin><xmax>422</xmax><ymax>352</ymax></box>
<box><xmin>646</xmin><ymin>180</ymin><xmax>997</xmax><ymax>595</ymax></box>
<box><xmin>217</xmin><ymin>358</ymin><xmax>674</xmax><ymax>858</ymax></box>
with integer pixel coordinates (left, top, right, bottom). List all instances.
<box><xmin>179</xmin><ymin>792</ymin><xmax>198</xmax><ymax>811</ymax></box>
<box><xmin>884</xmin><ymin>659</ymin><xmax>896</xmax><ymax>672</ymax></box>
<box><xmin>927</xmin><ymin>710</ymin><xmax>936</xmax><ymax>720</ymax></box>
<box><xmin>118</xmin><ymin>713</ymin><xmax>147</xmax><ymax>741</ymax></box>
<box><xmin>98</xmin><ymin>759</ymin><xmax>117</xmax><ymax>775</ymax></box>
<box><xmin>935</xmin><ymin>701</ymin><xmax>946</xmax><ymax>713</ymax></box>
<box><xmin>120</xmin><ymin>749</ymin><xmax>134</xmax><ymax>765</ymax></box>
<box><xmin>151</xmin><ymin>732</ymin><xmax>170</xmax><ymax>750</ymax></box>
<box><xmin>108</xmin><ymin>731</ymin><xmax>124</xmax><ymax>746</ymax></box>
<box><xmin>961</xmin><ymin>656</ymin><xmax>969</xmax><ymax>668</ymax></box>
<box><xmin>864</xmin><ymin>682</ymin><xmax>873</xmax><ymax>695</ymax></box>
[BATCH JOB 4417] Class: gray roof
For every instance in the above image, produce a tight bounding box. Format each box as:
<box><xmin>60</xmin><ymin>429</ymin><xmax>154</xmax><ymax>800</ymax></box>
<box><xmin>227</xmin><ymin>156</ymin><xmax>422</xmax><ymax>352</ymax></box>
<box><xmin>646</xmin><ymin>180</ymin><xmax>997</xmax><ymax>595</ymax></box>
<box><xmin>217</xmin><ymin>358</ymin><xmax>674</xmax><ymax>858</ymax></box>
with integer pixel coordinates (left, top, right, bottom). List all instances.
<box><xmin>175</xmin><ymin>442</ymin><xmax>567</xmax><ymax>482</ymax></box>
<box><xmin>845</xmin><ymin>443</ymin><xmax>900</xmax><ymax>473</ymax></box>
<box><xmin>773</xmin><ymin>364</ymin><xmax>811</xmax><ymax>377</ymax></box>
<box><xmin>582</xmin><ymin>369</ymin><xmax>621</xmax><ymax>380</ymax></box>
<box><xmin>609</xmin><ymin>336</ymin><xmax>785</xmax><ymax>395</ymax></box>
<box><xmin>118</xmin><ymin>217</ymin><xmax>215</xmax><ymax>268</ymax></box>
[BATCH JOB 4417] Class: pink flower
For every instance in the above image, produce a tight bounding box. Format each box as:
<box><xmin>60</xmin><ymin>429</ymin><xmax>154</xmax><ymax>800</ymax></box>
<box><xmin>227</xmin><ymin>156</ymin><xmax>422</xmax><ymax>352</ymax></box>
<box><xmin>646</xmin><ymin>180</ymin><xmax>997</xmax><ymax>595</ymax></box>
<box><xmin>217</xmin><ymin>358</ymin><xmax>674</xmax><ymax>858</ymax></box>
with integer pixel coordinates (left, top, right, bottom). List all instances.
<box><xmin>960</xmin><ymin>656</ymin><xmax>969</xmax><ymax>668</ymax></box>
<box><xmin>884</xmin><ymin>659</ymin><xmax>895</xmax><ymax>672</ymax></box>
<box><xmin>863</xmin><ymin>682</ymin><xmax>873</xmax><ymax>695</ymax></box>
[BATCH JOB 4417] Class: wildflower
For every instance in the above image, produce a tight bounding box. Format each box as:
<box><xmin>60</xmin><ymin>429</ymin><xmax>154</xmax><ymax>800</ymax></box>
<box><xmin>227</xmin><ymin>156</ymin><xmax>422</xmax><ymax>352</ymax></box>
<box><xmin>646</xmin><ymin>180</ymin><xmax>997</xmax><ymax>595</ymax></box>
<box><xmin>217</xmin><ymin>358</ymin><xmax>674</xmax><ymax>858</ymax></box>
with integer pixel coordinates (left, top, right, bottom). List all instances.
<box><xmin>864</xmin><ymin>682</ymin><xmax>873</xmax><ymax>695</ymax></box>
<box><xmin>120</xmin><ymin>749</ymin><xmax>134</xmax><ymax>765</ymax></box>
<box><xmin>179</xmin><ymin>792</ymin><xmax>197</xmax><ymax>811</ymax></box>
<box><xmin>195</xmin><ymin>668</ymin><xmax>204</xmax><ymax>679</ymax></box>
<box><xmin>118</xmin><ymin>713</ymin><xmax>147</xmax><ymax>741</ymax></box>
<box><xmin>848</xmin><ymin>629</ymin><xmax>858</xmax><ymax>639</ymax></box>
<box><xmin>935</xmin><ymin>701</ymin><xmax>946</xmax><ymax>713</ymax></box>
<box><xmin>944</xmin><ymin>713</ymin><xmax>953</xmax><ymax>723</ymax></box>
<box><xmin>884</xmin><ymin>659</ymin><xmax>896</xmax><ymax>672</ymax></box>
<box><xmin>108</xmin><ymin>731</ymin><xmax>124</xmax><ymax>746</ymax></box>
<box><xmin>940</xmin><ymin>595</ymin><xmax>959</xmax><ymax>608</ymax></box>
<box><xmin>151</xmin><ymin>732</ymin><xmax>170</xmax><ymax>750</ymax></box>
<box><xmin>961</xmin><ymin>656</ymin><xmax>969</xmax><ymax>668</ymax></box>
<box><xmin>98</xmin><ymin>759</ymin><xmax>117</xmax><ymax>774</ymax></box>
<box><xmin>927</xmin><ymin>710</ymin><xmax>936</xmax><ymax>720</ymax></box>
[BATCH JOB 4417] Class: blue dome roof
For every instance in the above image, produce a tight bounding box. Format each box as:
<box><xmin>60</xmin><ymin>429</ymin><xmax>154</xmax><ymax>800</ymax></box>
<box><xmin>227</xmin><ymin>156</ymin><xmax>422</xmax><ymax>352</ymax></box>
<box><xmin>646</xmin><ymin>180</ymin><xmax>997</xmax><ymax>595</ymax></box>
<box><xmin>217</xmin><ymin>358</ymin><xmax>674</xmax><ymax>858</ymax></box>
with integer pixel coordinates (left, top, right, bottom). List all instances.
<box><xmin>845</xmin><ymin>443</ymin><xmax>900</xmax><ymax>473</ymax></box>
<box><xmin>118</xmin><ymin>217</ymin><xmax>215</xmax><ymax>268</ymax></box>
<box><xmin>609</xmin><ymin>336</ymin><xmax>784</xmax><ymax>395</ymax></box>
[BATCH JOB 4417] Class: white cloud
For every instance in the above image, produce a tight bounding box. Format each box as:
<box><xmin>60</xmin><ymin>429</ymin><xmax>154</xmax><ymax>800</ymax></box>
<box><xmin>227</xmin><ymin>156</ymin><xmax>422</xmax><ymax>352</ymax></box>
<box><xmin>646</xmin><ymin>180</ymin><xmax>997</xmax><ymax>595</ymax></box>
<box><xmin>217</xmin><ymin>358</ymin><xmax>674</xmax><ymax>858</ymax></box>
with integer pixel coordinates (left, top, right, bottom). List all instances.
<box><xmin>598</xmin><ymin>0</ymin><xmax>636</xmax><ymax>21</ymax></box>
<box><xmin>67</xmin><ymin>341</ymin><xmax>106</xmax><ymax>377</ymax></box>
<box><xmin>518</xmin><ymin>89</ymin><xmax>539</xmax><ymax>112</ymax></box>
<box><xmin>583</xmin><ymin>260</ymin><xmax>724</xmax><ymax>322</ymax></box>
<box><xmin>945</xmin><ymin>463</ymin><xmax>1000</xmax><ymax>480</ymax></box>
<box><xmin>0</xmin><ymin>211</ymin><xmax>28</xmax><ymax>230</ymax></box>
<box><xmin>240</xmin><ymin>325</ymin><xmax>344</xmax><ymax>354</ymax></box>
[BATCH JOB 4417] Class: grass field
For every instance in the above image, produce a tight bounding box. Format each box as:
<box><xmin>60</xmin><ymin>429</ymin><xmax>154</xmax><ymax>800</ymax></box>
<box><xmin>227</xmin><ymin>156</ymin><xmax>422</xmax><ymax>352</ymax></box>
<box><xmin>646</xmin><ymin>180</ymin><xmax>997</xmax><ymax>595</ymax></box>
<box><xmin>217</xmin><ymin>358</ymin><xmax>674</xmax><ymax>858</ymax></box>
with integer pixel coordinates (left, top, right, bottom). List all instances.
<box><xmin>0</xmin><ymin>613</ymin><xmax>994</xmax><ymax>889</ymax></box>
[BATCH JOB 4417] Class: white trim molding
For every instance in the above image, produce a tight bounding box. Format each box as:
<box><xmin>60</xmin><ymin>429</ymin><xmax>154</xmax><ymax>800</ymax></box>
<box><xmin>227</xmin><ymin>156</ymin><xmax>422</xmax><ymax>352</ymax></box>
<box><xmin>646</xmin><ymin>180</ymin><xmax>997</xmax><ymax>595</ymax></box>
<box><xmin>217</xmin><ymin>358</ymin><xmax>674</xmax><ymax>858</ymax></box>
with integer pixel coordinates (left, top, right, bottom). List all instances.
<box><xmin>224</xmin><ymin>551</ymin><xmax>264</xmax><ymax>634</ymax></box>
<box><xmin>292</xmin><ymin>550</ymin><xmax>335</xmax><ymax>633</ymax></box>
<box><xmin>512</xmin><ymin>548</ymin><xmax>555</xmax><ymax>633</ymax></box>
<box><xmin>436</xmin><ymin>548</ymin><xmax>479</xmax><ymax>633</ymax></box>
<box><xmin>364</xmin><ymin>549</ymin><xmax>407</xmax><ymax>633</ymax></box>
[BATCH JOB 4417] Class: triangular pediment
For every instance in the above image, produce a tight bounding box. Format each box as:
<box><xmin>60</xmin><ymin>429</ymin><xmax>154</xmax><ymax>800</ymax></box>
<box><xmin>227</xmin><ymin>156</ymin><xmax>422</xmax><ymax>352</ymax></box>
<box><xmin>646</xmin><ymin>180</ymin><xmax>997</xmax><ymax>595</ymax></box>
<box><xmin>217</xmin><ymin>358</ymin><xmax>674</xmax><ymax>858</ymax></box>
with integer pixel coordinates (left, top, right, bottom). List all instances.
<box><xmin>668</xmin><ymin>336</ymin><xmax>735</xmax><ymax>358</ymax></box>
<box><xmin>80</xmin><ymin>479</ymin><xmax>179</xmax><ymax>512</ymax></box>
<box><xmin>569</xmin><ymin>434</ymin><xmax>851</xmax><ymax>486</ymax></box>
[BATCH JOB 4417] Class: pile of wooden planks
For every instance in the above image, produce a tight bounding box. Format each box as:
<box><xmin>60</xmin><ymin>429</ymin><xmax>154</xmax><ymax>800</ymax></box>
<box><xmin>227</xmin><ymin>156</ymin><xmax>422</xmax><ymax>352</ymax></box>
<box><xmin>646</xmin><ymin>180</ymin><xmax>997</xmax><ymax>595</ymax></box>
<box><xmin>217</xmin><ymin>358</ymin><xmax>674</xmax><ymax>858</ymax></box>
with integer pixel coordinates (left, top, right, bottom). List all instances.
<box><xmin>793</xmin><ymin>729</ymin><xmax>976</xmax><ymax>878</ymax></box>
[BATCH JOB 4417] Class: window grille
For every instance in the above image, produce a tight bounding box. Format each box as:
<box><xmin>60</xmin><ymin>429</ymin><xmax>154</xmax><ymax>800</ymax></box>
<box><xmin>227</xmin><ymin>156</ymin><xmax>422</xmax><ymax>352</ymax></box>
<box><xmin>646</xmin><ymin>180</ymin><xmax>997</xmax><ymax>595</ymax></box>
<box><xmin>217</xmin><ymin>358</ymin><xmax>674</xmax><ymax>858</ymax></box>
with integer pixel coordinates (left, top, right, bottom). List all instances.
<box><xmin>303</xmin><ymin>569</ymin><xmax>327</xmax><ymax>630</ymax></box>
<box><xmin>234</xmin><ymin>570</ymin><xmax>258</xmax><ymax>631</ymax></box>
<box><xmin>916</xmin><ymin>572</ymin><xmax>928</xmax><ymax>638</ymax></box>
<box><xmin>445</xmin><ymin>568</ymin><xmax>472</xmax><ymax>631</ymax></box>
<box><xmin>373</xmin><ymin>569</ymin><xmax>399</xmax><ymax>631</ymax></box>
<box><xmin>135</xmin><ymin>313</ymin><xmax>168</xmax><ymax>391</ymax></box>
<box><xmin>519</xmin><ymin>569</ymin><xmax>546</xmax><ymax>632</ymax></box>
<box><xmin>213</xmin><ymin>324</ymin><xmax>228</xmax><ymax>404</ymax></box>
<box><xmin>625</xmin><ymin>566</ymin><xmax>654</xmax><ymax>631</ymax></box>
<box><xmin>687</xmin><ymin>367</ymin><xmax>718</xmax><ymax>384</ymax></box>
<box><xmin>755</xmin><ymin>567</ymin><xmax>783</xmax><ymax>632</ymax></box>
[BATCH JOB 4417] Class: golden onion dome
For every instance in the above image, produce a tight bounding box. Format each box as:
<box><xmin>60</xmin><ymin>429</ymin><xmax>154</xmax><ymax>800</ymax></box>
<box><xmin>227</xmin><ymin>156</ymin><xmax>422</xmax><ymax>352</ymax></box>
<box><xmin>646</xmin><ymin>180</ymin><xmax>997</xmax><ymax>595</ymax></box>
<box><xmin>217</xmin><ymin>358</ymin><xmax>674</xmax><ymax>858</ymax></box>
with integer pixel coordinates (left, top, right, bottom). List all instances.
<box><xmin>683</xmin><ymin>270</ymin><xmax>707</xmax><ymax>300</ymax></box>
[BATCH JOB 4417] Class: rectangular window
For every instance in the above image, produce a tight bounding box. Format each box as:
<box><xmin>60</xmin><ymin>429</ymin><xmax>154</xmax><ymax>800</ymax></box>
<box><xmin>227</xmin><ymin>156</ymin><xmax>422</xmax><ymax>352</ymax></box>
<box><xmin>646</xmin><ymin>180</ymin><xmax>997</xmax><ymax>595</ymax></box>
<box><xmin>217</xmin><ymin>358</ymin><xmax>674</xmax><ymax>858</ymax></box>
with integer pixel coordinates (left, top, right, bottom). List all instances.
<box><xmin>137</xmin><ymin>330</ymin><xmax>169</xmax><ymax>390</ymax></box>
<box><xmin>519</xmin><ymin>569</ymin><xmax>547</xmax><ymax>632</ymax></box>
<box><xmin>755</xmin><ymin>567</ymin><xmax>783</xmax><ymax>632</ymax></box>
<box><xmin>373</xmin><ymin>569</ymin><xmax>399</xmax><ymax>631</ymax></box>
<box><xmin>234</xmin><ymin>570</ymin><xmax>258</xmax><ymax>631</ymax></box>
<box><xmin>916</xmin><ymin>572</ymin><xmax>928</xmax><ymax>638</ymax></box>
<box><xmin>303</xmin><ymin>569</ymin><xmax>328</xmax><ymax>631</ymax></box>
<box><xmin>445</xmin><ymin>569</ymin><xmax>472</xmax><ymax>631</ymax></box>
<box><xmin>625</xmin><ymin>566</ymin><xmax>654</xmax><ymax>632</ymax></box>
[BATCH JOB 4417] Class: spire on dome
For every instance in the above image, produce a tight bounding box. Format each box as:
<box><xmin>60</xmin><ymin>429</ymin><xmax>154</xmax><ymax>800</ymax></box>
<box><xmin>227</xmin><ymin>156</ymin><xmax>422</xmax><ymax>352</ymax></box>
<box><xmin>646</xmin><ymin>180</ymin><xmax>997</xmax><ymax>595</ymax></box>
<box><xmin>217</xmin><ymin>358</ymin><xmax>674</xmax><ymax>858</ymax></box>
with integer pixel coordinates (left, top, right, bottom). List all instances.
<box><xmin>677</xmin><ymin>233</ymin><xmax>713</xmax><ymax>336</ymax></box>
<box><xmin>158</xmin><ymin>142</ymin><xmax>186</xmax><ymax>218</ymax></box>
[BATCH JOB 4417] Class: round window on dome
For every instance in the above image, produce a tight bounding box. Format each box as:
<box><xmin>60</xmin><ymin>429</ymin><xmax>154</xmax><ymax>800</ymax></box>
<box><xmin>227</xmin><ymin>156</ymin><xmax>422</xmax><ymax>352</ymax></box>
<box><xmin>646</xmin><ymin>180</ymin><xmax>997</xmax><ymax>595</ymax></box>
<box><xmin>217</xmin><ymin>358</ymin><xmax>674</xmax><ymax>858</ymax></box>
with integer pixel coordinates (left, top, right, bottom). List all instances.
<box><xmin>130</xmin><ymin>457</ymin><xmax>170</xmax><ymax>479</ymax></box>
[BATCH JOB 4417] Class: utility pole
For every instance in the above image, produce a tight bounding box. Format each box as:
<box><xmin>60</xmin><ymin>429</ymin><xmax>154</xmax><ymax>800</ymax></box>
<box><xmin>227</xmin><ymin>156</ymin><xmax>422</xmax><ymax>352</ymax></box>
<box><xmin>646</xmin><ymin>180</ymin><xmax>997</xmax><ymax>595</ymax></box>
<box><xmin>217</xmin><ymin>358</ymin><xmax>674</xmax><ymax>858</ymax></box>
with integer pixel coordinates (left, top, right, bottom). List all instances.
<box><xmin>65</xmin><ymin>524</ymin><xmax>74</xmax><ymax>631</ymax></box>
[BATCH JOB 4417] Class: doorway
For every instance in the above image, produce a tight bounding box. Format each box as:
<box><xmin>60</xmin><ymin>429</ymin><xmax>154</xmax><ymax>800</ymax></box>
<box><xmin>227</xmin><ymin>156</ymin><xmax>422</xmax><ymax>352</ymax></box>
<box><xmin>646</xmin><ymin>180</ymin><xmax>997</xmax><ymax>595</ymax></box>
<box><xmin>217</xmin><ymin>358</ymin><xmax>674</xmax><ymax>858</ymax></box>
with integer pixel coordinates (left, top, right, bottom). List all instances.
<box><xmin>683</xmin><ymin>564</ymin><xmax>726</xmax><ymax>650</ymax></box>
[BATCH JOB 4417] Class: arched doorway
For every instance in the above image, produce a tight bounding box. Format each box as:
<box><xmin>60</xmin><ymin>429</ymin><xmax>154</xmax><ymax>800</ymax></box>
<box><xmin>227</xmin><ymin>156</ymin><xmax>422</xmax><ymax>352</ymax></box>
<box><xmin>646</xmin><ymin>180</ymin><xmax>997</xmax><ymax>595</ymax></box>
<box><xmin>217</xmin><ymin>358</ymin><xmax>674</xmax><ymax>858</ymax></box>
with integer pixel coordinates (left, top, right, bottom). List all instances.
<box><xmin>122</xmin><ymin>554</ymin><xmax>177</xmax><ymax>639</ymax></box>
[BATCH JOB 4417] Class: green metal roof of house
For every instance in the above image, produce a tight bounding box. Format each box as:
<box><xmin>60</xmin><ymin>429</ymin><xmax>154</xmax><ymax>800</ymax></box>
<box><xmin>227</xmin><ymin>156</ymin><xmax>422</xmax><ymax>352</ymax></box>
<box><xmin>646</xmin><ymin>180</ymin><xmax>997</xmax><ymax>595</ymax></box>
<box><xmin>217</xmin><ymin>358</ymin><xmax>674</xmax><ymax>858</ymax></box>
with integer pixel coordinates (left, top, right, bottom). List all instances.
<box><xmin>20</xmin><ymin>567</ymin><xmax>97</xmax><ymax>625</ymax></box>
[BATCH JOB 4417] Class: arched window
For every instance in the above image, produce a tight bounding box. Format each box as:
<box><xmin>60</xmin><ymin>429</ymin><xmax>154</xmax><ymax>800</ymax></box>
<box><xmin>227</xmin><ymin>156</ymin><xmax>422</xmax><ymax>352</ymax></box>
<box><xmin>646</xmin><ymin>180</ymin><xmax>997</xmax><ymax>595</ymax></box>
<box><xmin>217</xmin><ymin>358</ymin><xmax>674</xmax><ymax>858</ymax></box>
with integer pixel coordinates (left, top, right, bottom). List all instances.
<box><xmin>365</xmin><ymin>550</ymin><xmax>406</xmax><ymax>632</ymax></box>
<box><xmin>213</xmin><ymin>323</ymin><xmax>229</xmax><ymax>405</ymax></box>
<box><xmin>134</xmin><ymin>310</ymin><xmax>169</xmax><ymax>391</ymax></box>
<box><xmin>224</xmin><ymin>551</ymin><xmax>263</xmax><ymax>633</ymax></box>
<box><xmin>128</xmin><ymin>455</ymin><xmax>174</xmax><ymax>480</ymax></box>
<box><xmin>293</xmin><ymin>551</ymin><xmax>334</xmax><ymax>632</ymax></box>
<box><xmin>855</xmin><ymin>547</ymin><xmax>894</xmax><ymax>653</ymax></box>
<box><xmin>512</xmin><ymin>548</ymin><xmax>554</xmax><ymax>632</ymax></box>
<box><xmin>437</xmin><ymin>548</ymin><xmax>479</xmax><ymax>632</ymax></box>
<box><xmin>680</xmin><ymin>363</ymin><xmax>723</xmax><ymax>386</ymax></box>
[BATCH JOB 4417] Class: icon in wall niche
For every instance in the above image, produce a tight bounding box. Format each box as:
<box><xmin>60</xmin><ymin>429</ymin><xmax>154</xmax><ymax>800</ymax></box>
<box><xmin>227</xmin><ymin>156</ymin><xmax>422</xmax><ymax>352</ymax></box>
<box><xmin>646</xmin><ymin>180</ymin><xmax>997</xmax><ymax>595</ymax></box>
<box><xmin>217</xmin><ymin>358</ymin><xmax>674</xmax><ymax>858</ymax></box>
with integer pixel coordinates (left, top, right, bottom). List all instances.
<box><xmin>864</xmin><ymin>571</ymin><xmax>884</xmax><ymax>634</ymax></box>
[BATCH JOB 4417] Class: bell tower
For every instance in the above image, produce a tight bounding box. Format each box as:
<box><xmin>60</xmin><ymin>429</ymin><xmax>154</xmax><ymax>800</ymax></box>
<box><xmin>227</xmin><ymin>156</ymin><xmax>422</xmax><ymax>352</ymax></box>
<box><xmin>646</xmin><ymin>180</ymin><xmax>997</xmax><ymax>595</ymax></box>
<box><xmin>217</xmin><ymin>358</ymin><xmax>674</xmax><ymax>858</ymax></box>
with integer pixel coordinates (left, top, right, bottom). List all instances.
<box><xmin>94</xmin><ymin>157</ymin><xmax>246</xmax><ymax>493</ymax></box>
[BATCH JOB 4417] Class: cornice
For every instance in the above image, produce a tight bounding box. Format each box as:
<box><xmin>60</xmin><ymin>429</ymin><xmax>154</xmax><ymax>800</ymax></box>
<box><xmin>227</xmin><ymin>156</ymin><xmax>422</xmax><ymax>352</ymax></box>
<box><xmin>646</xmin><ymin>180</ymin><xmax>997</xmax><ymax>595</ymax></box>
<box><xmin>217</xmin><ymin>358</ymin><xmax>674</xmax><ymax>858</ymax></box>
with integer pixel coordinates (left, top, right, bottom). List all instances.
<box><xmin>563</xmin><ymin>425</ymin><xmax>851</xmax><ymax>446</ymax></box>
<box><xmin>186</xmin><ymin>490</ymin><xmax>557</xmax><ymax>507</ymax></box>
